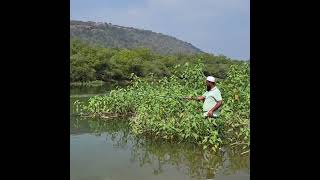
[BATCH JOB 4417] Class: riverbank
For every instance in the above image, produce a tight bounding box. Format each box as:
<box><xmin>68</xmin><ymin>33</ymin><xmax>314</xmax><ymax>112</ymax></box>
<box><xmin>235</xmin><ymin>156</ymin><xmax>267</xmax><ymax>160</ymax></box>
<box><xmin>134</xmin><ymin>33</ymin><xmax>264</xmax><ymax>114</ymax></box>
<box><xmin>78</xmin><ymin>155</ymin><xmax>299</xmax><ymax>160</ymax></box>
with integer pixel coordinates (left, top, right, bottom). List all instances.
<box><xmin>70</xmin><ymin>80</ymin><xmax>131</xmax><ymax>87</ymax></box>
<box><xmin>74</xmin><ymin>62</ymin><xmax>250</xmax><ymax>152</ymax></box>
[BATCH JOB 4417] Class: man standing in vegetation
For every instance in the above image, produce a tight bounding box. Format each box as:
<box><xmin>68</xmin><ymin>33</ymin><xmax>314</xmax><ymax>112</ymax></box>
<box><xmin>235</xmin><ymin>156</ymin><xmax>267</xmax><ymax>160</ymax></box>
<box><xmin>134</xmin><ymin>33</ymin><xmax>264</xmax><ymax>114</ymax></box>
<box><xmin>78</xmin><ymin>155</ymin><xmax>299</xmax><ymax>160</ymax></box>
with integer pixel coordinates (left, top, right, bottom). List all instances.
<box><xmin>187</xmin><ymin>76</ymin><xmax>223</xmax><ymax>118</ymax></box>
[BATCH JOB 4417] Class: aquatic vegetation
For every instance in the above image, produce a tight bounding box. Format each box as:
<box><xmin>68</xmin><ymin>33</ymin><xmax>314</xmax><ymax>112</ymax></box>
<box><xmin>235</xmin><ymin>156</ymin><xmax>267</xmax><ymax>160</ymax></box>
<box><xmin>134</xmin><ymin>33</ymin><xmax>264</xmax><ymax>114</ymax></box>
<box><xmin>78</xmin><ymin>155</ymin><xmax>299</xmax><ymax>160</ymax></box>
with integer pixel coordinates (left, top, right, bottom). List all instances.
<box><xmin>75</xmin><ymin>60</ymin><xmax>250</xmax><ymax>152</ymax></box>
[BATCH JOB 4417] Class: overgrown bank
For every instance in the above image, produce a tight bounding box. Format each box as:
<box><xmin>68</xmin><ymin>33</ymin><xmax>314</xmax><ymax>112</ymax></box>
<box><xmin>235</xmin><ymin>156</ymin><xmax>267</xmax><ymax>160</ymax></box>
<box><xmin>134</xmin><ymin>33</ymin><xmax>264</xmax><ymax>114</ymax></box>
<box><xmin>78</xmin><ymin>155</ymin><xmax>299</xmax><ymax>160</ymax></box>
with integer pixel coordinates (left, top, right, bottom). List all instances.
<box><xmin>74</xmin><ymin>61</ymin><xmax>250</xmax><ymax>153</ymax></box>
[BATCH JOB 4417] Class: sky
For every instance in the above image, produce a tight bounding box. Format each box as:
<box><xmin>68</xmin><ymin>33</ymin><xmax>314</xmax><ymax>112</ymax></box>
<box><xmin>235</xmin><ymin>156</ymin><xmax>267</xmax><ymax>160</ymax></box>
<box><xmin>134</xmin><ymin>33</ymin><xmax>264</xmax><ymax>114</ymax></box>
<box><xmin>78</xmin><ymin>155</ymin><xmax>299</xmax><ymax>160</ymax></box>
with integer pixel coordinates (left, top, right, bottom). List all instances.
<box><xmin>70</xmin><ymin>0</ymin><xmax>250</xmax><ymax>60</ymax></box>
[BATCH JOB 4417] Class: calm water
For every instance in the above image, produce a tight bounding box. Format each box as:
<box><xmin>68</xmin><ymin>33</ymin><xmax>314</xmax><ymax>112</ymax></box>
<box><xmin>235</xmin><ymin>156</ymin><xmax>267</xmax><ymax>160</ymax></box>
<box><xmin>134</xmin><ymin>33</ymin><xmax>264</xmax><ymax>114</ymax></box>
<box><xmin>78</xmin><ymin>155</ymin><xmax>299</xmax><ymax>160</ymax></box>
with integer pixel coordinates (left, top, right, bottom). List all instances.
<box><xmin>70</xmin><ymin>85</ymin><xmax>250</xmax><ymax>180</ymax></box>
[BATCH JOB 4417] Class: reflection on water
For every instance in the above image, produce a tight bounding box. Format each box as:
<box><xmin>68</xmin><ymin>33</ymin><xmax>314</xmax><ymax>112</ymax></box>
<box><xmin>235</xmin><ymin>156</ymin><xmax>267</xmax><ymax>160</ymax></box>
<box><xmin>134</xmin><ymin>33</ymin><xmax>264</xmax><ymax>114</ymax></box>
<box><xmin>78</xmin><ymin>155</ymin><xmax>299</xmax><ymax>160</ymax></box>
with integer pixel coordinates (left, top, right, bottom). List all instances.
<box><xmin>70</xmin><ymin>114</ymin><xmax>249</xmax><ymax>180</ymax></box>
<box><xmin>70</xmin><ymin>84</ymin><xmax>249</xmax><ymax>180</ymax></box>
<box><xmin>70</xmin><ymin>82</ymin><xmax>128</xmax><ymax>95</ymax></box>
<box><xmin>129</xmin><ymin>136</ymin><xmax>225</xmax><ymax>179</ymax></box>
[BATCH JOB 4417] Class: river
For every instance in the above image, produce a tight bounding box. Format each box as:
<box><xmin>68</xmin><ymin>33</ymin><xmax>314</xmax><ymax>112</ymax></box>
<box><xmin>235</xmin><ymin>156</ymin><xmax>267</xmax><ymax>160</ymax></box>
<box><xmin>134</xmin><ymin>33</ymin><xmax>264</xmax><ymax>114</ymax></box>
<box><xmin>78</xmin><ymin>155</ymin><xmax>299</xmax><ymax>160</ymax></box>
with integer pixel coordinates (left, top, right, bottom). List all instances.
<box><xmin>70</xmin><ymin>84</ymin><xmax>250</xmax><ymax>180</ymax></box>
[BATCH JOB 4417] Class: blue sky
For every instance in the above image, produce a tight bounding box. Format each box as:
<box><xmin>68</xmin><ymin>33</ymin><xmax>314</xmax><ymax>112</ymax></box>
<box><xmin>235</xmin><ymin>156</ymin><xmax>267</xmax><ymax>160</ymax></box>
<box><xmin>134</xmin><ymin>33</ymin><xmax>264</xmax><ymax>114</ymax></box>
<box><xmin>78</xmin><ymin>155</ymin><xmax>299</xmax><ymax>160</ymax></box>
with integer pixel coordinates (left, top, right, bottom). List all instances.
<box><xmin>71</xmin><ymin>0</ymin><xmax>250</xmax><ymax>60</ymax></box>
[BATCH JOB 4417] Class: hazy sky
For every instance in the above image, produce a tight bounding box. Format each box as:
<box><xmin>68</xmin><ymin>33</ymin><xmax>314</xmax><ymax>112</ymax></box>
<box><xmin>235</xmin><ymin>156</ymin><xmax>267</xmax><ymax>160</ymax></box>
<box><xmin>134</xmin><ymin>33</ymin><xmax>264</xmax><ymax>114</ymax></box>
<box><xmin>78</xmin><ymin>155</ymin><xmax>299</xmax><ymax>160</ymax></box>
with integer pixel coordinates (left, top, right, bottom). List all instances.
<box><xmin>70</xmin><ymin>0</ymin><xmax>250</xmax><ymax>60</ymax></box>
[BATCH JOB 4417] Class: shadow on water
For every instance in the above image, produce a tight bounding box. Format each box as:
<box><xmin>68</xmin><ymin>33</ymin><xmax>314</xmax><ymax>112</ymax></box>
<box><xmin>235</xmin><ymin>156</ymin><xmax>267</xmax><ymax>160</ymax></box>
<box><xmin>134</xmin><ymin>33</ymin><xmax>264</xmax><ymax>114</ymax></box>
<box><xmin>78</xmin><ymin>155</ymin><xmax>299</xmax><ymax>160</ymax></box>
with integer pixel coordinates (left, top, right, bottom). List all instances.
<box><xmin>71</xmin><ymin>114</ymin><xmax>249</xmax><ymax>180</ymax></box>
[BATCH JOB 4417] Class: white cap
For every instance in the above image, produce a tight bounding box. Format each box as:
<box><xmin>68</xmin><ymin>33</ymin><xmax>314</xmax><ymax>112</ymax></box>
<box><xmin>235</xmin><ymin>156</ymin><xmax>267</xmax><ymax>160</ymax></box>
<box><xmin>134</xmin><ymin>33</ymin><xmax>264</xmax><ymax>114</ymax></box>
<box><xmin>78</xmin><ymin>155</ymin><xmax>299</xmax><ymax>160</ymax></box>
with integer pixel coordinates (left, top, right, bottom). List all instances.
<box><xmin>206</xmin><ymin>76</ymin><xmax>215</xmax><ymax>82</ymax></box>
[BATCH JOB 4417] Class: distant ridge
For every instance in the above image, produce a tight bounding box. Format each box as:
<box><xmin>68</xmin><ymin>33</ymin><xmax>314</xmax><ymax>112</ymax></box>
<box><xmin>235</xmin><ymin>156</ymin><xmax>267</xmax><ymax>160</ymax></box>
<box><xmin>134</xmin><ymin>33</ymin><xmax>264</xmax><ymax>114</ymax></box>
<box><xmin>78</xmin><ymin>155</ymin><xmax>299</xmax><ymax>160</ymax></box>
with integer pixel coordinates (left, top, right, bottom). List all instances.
<box><xmin>70</xmin><ymin>20</ymin><xmax>203</xmax><ymax>55</ymax></box>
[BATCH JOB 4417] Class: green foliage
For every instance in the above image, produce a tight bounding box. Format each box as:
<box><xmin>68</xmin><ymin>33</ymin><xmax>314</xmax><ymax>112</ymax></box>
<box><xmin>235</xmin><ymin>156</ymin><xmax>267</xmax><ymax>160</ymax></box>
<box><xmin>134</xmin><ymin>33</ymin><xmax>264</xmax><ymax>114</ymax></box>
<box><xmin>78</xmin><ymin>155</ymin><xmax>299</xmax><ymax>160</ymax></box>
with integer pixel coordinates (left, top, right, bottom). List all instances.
<box><xmin>75</xmin><ymin>61</ymin><xmax>250</xmax><ymax>152</ymax></box>
<box><xmin>219</xmin><ymin>63</ymin><xmax>250</xmax><ymax>149</ymax></box>
<box><xmin>70</xmin><ymin>39</ymin><xmax>237</xmax><ymax>83</ymax></box>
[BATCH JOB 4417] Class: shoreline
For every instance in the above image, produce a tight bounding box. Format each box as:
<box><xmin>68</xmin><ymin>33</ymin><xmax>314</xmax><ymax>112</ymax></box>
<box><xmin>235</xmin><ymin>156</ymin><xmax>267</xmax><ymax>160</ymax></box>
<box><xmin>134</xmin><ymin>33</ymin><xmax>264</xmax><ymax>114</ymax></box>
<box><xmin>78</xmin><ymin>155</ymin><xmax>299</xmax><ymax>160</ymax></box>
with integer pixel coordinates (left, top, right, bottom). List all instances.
<box><xmin>70</xmin><ymin>80</ymin><xmax>131</xmax><ymax>87</ymax></box>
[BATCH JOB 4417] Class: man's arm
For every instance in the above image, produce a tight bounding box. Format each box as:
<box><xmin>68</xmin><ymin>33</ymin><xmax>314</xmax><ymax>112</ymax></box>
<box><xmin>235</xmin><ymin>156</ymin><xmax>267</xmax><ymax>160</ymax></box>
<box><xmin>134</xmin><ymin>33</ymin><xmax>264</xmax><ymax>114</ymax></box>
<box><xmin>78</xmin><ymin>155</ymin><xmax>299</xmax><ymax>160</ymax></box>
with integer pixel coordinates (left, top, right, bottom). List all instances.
<box><xmin>207</xmin><ymin>100</ymin><xmax>223</xmax><ymax>117</ymax></box>
<box><xmin>186</xmin><ymin>96</ymin><xmax>205</xmax><ymax>101</ymax></box>
<box><xmin>196</xmin><ymin>96</ymin><xmax>205</xmax><ymax>101</ymax></box>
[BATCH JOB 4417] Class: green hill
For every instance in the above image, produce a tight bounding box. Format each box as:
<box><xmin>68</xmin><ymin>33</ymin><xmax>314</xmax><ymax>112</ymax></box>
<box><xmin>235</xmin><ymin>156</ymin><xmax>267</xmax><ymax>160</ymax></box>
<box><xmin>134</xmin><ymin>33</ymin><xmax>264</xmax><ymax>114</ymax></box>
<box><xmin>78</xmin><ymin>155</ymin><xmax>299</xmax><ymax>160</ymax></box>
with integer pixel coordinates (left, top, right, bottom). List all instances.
<box><xmin>70</xmin><ymin>20</ymin><xmax>203</xmax><ymax>55</ymax></box>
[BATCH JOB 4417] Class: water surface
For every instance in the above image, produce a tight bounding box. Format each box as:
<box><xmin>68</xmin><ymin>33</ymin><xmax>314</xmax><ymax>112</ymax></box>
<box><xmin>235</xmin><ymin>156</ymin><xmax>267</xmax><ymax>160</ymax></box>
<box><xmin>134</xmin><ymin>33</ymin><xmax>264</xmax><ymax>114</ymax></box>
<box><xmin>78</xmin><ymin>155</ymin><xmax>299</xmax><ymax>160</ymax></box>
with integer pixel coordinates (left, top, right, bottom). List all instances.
<box><xmin>70</xmin><ymin>85</ymin><xmax>250</xmax><ymax>180</ymax></box>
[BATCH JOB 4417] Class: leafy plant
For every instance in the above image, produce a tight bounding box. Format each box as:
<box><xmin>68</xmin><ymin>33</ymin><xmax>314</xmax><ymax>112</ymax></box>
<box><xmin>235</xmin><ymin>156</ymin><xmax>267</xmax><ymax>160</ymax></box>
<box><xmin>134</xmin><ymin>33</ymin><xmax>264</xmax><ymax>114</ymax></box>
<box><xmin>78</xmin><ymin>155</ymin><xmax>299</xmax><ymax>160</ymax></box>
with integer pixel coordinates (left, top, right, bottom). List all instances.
<box><xmin>75</xmin><ymin>61</ymin><xmax>250</xmax><ymax>152</ymax></box>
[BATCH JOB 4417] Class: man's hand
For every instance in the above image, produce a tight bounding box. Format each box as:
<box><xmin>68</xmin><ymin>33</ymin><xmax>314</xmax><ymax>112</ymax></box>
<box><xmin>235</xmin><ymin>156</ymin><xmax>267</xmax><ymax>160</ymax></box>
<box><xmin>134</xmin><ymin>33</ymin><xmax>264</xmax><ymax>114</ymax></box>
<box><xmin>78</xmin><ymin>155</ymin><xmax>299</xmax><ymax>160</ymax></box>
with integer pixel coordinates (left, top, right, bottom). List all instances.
<box><xmin>185</xmin><ymin>96</ymin><xmax>193</xmax><ymax>100</ymax></box>
<box><xmin>207</xmin><ymin>110</ymin><xmax>214</xmax><ymax>117</ymax></box>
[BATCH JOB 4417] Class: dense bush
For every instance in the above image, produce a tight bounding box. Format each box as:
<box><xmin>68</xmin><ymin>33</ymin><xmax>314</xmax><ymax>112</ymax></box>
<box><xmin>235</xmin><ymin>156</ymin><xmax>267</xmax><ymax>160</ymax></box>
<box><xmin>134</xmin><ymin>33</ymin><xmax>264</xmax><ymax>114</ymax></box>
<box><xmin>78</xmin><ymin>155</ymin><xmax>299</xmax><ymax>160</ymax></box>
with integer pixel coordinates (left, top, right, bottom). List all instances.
<box><xmin>70</xmin><ymin>39</ymin><xmax>239</xmax><ymax>83</ymax></box>
<box><xmin>75</xmin><ymin>61</ymin><xmax>250</xmax><ymax>153</ymax></box>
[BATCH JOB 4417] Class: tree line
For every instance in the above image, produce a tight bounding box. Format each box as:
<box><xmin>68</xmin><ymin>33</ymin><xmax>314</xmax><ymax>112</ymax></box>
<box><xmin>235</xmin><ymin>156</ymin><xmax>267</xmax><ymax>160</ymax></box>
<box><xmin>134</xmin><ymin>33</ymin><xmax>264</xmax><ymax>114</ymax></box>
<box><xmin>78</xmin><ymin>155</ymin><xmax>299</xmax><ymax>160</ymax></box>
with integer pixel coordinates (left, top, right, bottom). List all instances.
<box><xmin>70</xmin><ymin>39</ymin><xmax>240</xmax><ymax>83</ymax></box>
